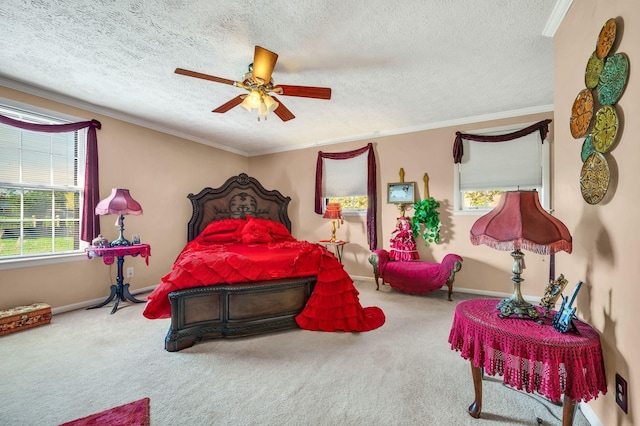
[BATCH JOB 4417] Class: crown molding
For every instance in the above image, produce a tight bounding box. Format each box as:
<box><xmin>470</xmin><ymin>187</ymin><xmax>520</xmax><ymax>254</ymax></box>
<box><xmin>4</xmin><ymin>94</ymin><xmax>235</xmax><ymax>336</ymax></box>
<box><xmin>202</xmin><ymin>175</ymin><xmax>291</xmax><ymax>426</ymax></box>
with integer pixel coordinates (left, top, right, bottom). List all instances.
<box><xmin>0</xmin><ymin>76</ymin><xmax>249</xmax><ymax>157</ymax></box>
<box><xmin>1</xmin><ymin>76</ymin><xmax>553</xmax><ymax>158</ymax></box>
<box><xmin>542</xmin><ymin>0</ymin><xmax>573</xmax><ymax>37</ymax></box>
<box><xmin>250</xmin><ymin>104</ymin><xmax>554</xmax><ymax>156</ymax></box>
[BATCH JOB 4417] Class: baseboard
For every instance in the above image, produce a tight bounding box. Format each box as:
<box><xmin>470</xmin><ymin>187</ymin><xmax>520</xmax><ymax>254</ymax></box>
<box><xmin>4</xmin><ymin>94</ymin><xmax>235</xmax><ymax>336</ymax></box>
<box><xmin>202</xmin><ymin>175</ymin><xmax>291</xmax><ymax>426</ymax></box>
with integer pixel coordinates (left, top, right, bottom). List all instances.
<box><xmin>53</xmin><ymin>279</ymin><xmax>537</xmax><ymax>315</ymax></box>
<box><xmin>351</xmin><ymin>275</ymin><xmax>534</xmax><ymax>301</ymax></box>
<box><xmin>579</xmin><ymin>402</ymin><xmax>603</xmax><ymax>426</ymax></box>
<box><xmin>51</xmin><ymin>284</ymin><xmax>158</xmax><ymax>315</ymax></box>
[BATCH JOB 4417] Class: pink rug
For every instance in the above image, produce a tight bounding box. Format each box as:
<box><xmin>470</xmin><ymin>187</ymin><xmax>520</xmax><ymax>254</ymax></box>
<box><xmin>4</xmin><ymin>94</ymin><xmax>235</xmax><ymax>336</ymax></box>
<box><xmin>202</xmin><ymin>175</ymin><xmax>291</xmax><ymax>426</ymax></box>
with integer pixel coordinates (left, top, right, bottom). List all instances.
<box><xmin>59</xmin><ymin>397</ymin><xmax>149</xmax><ymax>426</ymax></box>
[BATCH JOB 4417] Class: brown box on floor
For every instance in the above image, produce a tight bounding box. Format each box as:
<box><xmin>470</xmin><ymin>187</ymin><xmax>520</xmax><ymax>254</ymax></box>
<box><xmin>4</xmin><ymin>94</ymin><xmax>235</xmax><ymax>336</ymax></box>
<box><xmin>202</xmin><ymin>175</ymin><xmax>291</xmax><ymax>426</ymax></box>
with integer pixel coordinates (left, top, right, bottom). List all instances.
<box><xmin>0</xmin><ymin>303</ymin><xmax>52</xmax><ymax>336</ymax></box>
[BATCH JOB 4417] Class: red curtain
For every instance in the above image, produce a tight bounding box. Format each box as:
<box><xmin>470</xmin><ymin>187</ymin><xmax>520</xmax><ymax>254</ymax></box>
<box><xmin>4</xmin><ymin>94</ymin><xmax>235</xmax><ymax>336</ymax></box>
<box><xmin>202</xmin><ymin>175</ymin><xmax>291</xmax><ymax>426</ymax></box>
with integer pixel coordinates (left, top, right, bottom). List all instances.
<box><xmin>0</xmin><ymin>114</ymin><xmax>102</xmax><ymax>242</ymax></box>
<box><xmin>453</xmin><ymin>119</ymin><xmax>551</xmax><ymax>163</ymax></box>
<box><xmin>315</xmin><ymin>143</ymin><xmax>377</xmax><ymax>250</ymax></box>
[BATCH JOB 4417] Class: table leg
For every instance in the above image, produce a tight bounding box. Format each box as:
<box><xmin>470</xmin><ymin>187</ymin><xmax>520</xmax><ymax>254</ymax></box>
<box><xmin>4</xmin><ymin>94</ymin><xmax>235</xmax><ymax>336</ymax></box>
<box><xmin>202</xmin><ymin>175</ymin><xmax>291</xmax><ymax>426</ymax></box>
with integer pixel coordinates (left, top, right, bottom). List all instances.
<box><xmin>87</xmin><ymin>285</ymin><xmax>117</xmax><ymax>310</ymax></box>
<box><xmin>121</xmin><ymin>283</ymin><xmax>145</xmax><ymax>304</ymax></box>
<box><xmin>88</xmin><ymin>255</ymin><xmax>145</xmax><ymax>314</ymax></box>
<box><xmin>562</xmin><ymin>397</ymin><xmax>576</xmax><ymax>426</ymax></box>
<box><xmin>469</xmin><ymin>362</ymin><xmax>483</xmax><ymax>418</ymax></box>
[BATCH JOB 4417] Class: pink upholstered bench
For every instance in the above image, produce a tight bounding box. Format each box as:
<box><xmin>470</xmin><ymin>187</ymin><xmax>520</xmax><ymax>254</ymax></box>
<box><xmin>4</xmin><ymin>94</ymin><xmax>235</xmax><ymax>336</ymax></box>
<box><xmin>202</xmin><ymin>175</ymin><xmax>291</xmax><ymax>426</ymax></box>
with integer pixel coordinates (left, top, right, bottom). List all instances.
<box><xmin>369</xmin><ymin>250</ymin><xmax>462</xmax><ymax>300</ymax></box>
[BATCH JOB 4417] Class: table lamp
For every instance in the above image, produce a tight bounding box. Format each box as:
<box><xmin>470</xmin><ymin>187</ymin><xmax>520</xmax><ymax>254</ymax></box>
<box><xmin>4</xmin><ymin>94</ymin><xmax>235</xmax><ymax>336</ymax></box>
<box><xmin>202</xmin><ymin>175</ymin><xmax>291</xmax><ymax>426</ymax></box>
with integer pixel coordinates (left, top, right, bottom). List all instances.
<box><xmin>95</xmin><ymin>188</ymin><xmax>143</xmax><ymax>247</ymax></box>
<box><xmin>470</xmin><ymin>190</ymin><xmax>572</xmax><ymax>321</ymax></box>
<box><xmin>323</xmin><ymin>202</ymin><xmax>343</xmax><ymax>242</ymax></box>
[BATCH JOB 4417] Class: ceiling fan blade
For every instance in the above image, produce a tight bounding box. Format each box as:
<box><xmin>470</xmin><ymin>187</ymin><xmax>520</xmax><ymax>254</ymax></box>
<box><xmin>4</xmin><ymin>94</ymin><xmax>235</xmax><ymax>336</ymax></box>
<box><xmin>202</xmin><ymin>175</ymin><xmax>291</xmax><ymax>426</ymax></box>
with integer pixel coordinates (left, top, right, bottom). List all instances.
<box><xmin>175</xmin><ymin>68</ymin><xmax>236</xmax><ymax>86</ymax></box>
<box><xmin>276</xmin><ymin>85</ymin><xmax>332</xmax><ymax>100</ymax></box>
<box><xmin>252</xmin><ymin>46</ymin><xmax>278</xmax><ymax>84</ymax></box>
<box><xmin>212</xmin><ymin>95</ymin><xmax>244</xmax><ymax>113</ymax></box>
<box><xmin>269</xmin><ymin>96</ymin><xmax>295</xmax><ymax>122</ymax></box>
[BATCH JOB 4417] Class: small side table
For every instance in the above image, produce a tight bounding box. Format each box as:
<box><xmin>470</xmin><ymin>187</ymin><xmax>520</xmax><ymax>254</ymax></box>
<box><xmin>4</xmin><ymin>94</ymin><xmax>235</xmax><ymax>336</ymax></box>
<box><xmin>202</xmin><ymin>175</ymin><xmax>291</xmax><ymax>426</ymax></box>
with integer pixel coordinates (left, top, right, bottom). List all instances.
<box><xmin>86</xmin><ymin>244</ymin><xmax>151</xmax><ymax>314</ymax></box>
<box><xmin>448</xmin><ymin>299</ymin><xmax>606</xmax><ymax>426</ymax></box>
<box><xmin>318</xmin><ymin>240</ymin><xmax>348</xmax><ymax>263</ymax></box>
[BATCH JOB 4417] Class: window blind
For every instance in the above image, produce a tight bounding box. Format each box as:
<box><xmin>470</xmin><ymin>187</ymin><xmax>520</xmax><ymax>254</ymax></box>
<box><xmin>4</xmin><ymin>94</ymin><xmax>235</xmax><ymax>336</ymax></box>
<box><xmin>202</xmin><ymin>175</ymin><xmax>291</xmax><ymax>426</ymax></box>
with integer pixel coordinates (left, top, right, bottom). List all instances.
<box><xmin>322</xmin><ymin>153</ymin><xmax>368</xmax><ymax>197</ymax></box>
<box><xmin>459</xmin><ymin>131</ymin><xmax>542</xmax><ymax>191</ymax></box>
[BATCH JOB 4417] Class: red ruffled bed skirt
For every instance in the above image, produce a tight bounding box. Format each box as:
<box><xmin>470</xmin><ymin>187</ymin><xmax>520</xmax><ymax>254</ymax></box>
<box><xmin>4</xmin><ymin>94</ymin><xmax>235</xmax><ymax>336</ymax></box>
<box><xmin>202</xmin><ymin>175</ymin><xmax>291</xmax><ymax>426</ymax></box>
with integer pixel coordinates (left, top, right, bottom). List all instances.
<box><xmin>295</xmin><ymin>251</ymin><xmax>385</xmax><ymax>331</ymax></box>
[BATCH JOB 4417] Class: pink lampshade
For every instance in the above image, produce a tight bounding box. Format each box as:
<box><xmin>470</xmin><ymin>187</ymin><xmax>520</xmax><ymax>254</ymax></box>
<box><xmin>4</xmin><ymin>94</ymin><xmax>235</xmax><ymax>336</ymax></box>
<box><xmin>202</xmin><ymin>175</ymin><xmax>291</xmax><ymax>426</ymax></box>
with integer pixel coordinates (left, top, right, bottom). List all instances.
<box><xmin>470</xmin><ymin>191</ymin><xmax>572</xmax><ymax>255</ymax></box>
<box><xmin>323</xmin><ymin>203</ymin><xmax>342</xmax><ymax>219</ymax></box>
<box><xmin>95</xmin><ymin>188</ymin><xmax>143</xmax><ymax>216</ymax></box>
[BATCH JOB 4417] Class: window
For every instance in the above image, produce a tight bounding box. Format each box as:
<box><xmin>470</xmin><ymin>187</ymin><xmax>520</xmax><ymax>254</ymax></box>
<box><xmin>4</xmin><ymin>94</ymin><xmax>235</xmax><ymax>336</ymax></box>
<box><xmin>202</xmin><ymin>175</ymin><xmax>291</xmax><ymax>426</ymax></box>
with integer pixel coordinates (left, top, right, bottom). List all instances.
<box><xmin>0</xmin><ymin>104</ymin><xmax>86</xmax><ymax>261</ymax></box>
<box><xmin>454</xmin><ymin>123</ymin><xmax>550</xmax><ymax>214</ymax></box>
<box><xmin>322</xmin><ymin>154</ymin><xmax>368</xmax><ymax>215</ymax></box>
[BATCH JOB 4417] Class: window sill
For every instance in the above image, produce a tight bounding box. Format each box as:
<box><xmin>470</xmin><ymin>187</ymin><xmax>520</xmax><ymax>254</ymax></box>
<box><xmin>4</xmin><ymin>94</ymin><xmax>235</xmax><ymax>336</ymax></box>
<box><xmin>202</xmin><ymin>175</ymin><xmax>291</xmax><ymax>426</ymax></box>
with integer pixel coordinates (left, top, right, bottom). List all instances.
<box><xmin>0</xmin><ymin>252</ymin><xmax>88</xmax><ymax>271</ymax></box>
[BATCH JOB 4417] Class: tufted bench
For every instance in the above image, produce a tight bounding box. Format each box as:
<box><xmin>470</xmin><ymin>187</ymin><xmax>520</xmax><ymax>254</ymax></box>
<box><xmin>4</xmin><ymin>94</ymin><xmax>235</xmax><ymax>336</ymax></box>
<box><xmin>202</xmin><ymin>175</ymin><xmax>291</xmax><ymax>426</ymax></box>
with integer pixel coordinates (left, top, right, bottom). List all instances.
<box><xmin>369</xmin><ymin>250</ymin><xmax>462</xmax><ymax>300</ymax></box>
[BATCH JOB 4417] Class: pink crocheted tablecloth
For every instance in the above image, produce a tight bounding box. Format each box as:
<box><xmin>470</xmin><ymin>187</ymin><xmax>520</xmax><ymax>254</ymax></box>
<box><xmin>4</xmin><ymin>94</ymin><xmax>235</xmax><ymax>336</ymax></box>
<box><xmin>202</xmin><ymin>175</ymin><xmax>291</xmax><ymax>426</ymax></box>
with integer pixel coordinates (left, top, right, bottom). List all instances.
<box><xmin>448</xmin><ymin>298</ymin><xmax>607</xmax><ymax>403</ymax></box>
<box><xmin>86</xmin><ymin>244</ymin><xmax>151</xmax><ymax>266</ymax></box>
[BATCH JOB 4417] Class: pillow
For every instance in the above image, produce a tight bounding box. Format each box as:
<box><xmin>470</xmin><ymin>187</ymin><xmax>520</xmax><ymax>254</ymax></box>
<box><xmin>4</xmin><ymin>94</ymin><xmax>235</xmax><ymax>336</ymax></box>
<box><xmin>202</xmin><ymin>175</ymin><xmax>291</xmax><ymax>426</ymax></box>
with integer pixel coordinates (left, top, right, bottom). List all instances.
<box><xmin>197</xmin><ymin>218</ymin><xmax>246</xmax><ymax>243</ymax></box>
<box><xmin>241</xmin><ymin>216</ymin><xmax>295</xmax><ymax>244</ymax></box>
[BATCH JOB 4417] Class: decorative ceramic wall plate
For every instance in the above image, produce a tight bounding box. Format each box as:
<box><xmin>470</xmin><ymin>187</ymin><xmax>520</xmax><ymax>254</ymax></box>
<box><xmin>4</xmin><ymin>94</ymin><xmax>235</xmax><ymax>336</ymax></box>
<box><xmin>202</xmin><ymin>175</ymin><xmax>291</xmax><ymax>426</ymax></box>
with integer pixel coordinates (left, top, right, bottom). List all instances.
<box><xmin>585</xmin><ymin>51</ymin><xmax>604</xmax><ymax>89</ymax></box>
<box><xmin>592</xmin><ymin>105</ymin><xmax>618</xmax><ymax>153</ymax></box>
<box><xmin>597</xmin><ymin>53</ymin><xmax>629</xmax><ymax>105</ymax></box>
<box><xmin>596</xmin><ymin>18</ymin><xmax>616</xmax><ymax>59</ymax></box>
<box><xmin>581</xmin><ymin>136</ymin><xmax>595</xmax><ymax>162</ymax></box>
<box><xmin>580</xmin><ymin>152</ymin><xmax>610</xmax><ymax>204</ymax></box>
<box><xmin>570</xmin><ymin>89</ymin><xmax>594</xmax><ymax>138</ymax></box>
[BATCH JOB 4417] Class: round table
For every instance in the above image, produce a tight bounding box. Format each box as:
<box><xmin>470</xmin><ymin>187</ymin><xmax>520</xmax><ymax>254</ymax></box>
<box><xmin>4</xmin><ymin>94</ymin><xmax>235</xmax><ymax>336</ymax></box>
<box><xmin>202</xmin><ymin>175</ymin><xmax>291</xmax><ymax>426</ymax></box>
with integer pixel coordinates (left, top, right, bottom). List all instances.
<box><xmin>448</xmin><ymin>299</ymin><xmax>607</xmax><ymax>425</ymax></box>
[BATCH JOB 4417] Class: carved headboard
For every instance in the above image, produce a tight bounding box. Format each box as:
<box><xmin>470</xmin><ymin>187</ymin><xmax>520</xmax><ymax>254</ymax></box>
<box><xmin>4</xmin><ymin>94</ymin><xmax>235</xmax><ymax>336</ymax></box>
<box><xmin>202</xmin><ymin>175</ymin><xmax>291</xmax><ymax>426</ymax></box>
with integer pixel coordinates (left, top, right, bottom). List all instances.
<box><xmin>187</xmin><ymin>173</ymin><xmax>292</xmax><ymax>241</ymax></box>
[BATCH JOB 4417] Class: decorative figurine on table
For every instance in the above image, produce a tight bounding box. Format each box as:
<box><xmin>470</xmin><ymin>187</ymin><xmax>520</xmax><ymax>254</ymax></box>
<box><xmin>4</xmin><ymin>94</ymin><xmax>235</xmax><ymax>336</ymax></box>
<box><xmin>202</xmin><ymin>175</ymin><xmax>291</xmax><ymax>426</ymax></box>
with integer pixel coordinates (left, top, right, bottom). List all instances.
<box><xmin>540</xmin><ymin>274</ymin><xmax>569</xmax><ymax>317</ymax></box>
<box><xmin>552</xmin><ymin>281</ymin><xmax>583</xmax><ymax>333</ymax></box>
<box><xmin>389</xmin><ymin>216</ymin><xmax>420</xmax><ymax>261</ymax></box>
<box><xmin>91</xmin><ymin>234</ymin><xmax>109</xmax><ymax>248</ymax></box>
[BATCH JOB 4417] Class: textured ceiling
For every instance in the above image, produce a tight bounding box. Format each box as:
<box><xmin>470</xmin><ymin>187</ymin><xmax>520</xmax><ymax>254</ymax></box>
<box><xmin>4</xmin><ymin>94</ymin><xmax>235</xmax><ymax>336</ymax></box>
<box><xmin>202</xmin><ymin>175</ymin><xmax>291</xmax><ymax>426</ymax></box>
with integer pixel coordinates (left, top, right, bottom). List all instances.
<box><xmin>0</xmin><ymin>0</ymin><xmax>559</xmax><ymax>156</ymax></box>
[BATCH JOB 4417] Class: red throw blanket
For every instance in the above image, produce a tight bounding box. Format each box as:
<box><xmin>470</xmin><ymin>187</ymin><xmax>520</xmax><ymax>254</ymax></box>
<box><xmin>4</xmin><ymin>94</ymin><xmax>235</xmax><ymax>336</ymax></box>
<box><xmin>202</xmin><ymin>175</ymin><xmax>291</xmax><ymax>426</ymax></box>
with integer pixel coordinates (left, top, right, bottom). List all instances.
<box><xmin>143</xmin><ymin>239</ymin><xmax>385</xmax><ymax>332</ymax></box>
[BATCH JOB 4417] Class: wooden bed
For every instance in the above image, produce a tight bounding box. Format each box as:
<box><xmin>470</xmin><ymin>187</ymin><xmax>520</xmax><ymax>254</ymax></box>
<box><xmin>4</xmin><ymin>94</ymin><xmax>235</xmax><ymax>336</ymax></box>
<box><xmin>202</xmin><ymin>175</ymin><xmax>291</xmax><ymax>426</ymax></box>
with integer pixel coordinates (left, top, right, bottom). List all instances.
<box><xmin>164</xmin><ymin>173</ymin><xmax>316</xmax><ymax>352</ymax></box>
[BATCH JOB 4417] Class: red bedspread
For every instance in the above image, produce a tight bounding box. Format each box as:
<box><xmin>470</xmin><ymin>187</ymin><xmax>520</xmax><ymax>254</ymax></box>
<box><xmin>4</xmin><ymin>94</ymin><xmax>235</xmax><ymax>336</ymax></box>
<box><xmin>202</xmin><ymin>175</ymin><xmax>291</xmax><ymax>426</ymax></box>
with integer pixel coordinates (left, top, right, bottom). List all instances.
<box><xmin>143</xmin><ymin>239</ymin><xmax>385</xmax><ymax>332</ymax></box>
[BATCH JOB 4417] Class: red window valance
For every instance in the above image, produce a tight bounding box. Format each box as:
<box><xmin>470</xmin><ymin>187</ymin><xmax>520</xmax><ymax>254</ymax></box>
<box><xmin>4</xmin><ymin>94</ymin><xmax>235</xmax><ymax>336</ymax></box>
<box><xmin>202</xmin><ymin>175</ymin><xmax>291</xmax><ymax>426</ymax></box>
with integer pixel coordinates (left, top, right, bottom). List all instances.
<box><xmin>453</xmin><ymin>119</ymin><xmax>551</xmax><ymax>163</ymax></box>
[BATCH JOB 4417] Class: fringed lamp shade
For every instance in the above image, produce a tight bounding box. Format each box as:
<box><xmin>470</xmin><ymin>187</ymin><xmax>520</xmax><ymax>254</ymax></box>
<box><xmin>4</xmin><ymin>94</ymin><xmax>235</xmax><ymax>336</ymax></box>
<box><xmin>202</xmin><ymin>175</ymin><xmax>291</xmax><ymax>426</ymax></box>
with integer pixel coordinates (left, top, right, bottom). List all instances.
<box><xmin>95</xmin><ymin>188</ymin><xmax>143</xmax><ymax>247</ymax></box>
<box><xmin>470</xmin><ymin>191</ymin><xmax>572</xmax><ymax>255</ymax></box>
<box><xmin>470</xmin><ymin>191</ymin><xmax>572</xmax><ymax>320</ymax></box>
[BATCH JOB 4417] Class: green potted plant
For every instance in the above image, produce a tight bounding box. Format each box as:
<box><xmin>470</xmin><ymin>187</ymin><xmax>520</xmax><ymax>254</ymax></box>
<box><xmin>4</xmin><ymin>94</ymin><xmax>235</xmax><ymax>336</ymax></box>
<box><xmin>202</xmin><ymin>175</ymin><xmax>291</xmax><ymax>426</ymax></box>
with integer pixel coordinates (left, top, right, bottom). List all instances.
<box><xmin>411</xmin><ymin>197</ymin><xmax>441</xmax><ymax>246</ymax></box>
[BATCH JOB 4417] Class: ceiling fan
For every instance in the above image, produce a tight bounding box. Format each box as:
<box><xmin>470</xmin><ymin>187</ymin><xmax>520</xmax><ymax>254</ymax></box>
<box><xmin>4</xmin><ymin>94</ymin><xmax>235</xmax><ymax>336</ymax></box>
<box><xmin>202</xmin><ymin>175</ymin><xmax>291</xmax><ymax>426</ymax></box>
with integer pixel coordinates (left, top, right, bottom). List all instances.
<box><xmin>175</xmin><ymin>46</ymin><xmax>332</xmax><ymax>121</ymax></box>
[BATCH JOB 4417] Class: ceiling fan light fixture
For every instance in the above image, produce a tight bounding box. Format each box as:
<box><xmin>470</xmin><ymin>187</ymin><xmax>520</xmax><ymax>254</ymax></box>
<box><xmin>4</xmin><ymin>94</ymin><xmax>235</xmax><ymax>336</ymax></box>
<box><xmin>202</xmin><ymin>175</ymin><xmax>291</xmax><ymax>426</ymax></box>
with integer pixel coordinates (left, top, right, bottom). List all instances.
<box><xmin>263</xmin><ymin>94</ymin><xmax>279</xmax><ymax>113</ymax></box>
<box><xmin>240</xmin><ymin>90</ymin><xmax>262</xmax><ymax>111</ymax></box>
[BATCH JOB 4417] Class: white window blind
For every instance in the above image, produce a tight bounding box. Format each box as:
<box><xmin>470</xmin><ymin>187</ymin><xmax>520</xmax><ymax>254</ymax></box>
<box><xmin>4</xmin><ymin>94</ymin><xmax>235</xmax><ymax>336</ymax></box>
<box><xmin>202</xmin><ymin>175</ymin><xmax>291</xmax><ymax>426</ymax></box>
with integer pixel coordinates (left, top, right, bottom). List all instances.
<box><xmin>459</xmin><ymin>131</ymin><xmax>543</xmax><ymax>192</ymax></box>
<box><xmin>322</xmin><ymin>153</ymin><xmax>368</xmax><ymax>197</ymax></box>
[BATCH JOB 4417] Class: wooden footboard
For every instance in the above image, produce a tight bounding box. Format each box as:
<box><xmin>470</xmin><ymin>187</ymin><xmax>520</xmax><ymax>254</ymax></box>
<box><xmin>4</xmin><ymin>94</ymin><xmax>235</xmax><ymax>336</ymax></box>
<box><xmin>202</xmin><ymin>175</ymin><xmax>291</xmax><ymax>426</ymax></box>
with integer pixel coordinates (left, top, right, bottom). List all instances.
<box><xmin>165</xmin><ymin>277</ymin><xmax>316</xmax><ymax>352</ymax></box>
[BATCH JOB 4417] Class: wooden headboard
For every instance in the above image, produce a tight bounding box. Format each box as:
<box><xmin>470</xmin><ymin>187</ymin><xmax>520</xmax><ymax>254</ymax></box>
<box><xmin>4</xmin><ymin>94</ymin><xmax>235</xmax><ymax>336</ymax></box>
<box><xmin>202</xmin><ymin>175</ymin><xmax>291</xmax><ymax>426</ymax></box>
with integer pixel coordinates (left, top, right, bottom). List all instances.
<box><xmin>187</xmin><ymin>173</ymin><xmax>292</xmax><ymax>241</ymax></box>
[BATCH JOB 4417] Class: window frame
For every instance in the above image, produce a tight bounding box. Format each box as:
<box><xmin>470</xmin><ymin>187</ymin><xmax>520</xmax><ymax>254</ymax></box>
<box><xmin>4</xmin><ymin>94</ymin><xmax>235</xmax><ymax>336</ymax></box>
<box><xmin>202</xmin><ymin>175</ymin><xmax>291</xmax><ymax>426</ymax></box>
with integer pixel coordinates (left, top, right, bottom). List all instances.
<box><xmin>453</xmin><ymin>122</ymin><xmax>550</xmax><ymax>215</ymax></box>
<box><xmin>0</xmin><ymin>98</ymin><xmax>89</xmax><ymax>269</ymax></box>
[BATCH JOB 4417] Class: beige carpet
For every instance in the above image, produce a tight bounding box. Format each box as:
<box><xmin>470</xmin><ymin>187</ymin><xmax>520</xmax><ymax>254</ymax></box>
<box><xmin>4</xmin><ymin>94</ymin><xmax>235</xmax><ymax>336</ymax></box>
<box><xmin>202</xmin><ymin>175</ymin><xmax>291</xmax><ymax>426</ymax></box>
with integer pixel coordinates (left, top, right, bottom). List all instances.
<box><xmin>0</xmin><ymin>280</ymin><xmax>591</xmax><ymax>425</ymax></box>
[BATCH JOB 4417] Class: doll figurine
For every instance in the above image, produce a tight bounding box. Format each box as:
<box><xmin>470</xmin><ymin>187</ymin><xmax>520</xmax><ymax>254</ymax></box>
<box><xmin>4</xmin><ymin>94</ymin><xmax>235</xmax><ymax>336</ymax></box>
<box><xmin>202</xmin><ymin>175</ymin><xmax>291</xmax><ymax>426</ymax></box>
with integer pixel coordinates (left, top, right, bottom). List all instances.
<box><xmin>389</xmin><ymin>216</ymin><xmax>420</xmax><ymax>261</ymax></box>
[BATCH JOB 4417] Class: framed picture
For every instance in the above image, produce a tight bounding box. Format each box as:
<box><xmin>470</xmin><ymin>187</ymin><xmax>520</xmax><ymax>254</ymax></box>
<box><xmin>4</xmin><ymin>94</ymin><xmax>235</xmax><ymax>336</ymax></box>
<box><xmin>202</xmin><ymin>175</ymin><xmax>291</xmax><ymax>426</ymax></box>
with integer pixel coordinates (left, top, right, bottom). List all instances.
<box><xmin>387</xmin><ymin>182</ymin><xmax>416</xmax><ymax>204</ymax></box>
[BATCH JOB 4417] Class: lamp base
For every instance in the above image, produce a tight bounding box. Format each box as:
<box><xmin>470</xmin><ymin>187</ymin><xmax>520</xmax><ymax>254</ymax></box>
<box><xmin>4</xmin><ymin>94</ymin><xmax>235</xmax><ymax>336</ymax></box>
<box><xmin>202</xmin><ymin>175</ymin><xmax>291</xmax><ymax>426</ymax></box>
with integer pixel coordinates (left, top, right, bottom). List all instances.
<box><xmin>109</xmin><ymin>237</ymin><xmax>131</xmax><ymax>247</ymax></box>
<box><xmin>496</xmin><ymin>249</ymin><xmax>541</xmax><ymax>322</ymax></box>
<box><xmin>109</xmin><ymin>214</ymin><xmax>131</xmax><ymax>247</ymax></box>
<box><xmin>497</xmin><ymin>296</ymin><xmax>540</xmax><ymax>321</ymax></box>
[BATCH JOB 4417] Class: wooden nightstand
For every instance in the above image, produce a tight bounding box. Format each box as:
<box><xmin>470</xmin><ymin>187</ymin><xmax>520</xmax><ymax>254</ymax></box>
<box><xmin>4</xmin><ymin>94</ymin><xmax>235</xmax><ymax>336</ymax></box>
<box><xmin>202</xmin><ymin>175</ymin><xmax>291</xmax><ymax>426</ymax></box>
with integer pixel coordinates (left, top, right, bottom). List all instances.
<box><xmin>318</xmin><ymin>240</ymin><xmax>348</xmax><ymax>263</ymax></box>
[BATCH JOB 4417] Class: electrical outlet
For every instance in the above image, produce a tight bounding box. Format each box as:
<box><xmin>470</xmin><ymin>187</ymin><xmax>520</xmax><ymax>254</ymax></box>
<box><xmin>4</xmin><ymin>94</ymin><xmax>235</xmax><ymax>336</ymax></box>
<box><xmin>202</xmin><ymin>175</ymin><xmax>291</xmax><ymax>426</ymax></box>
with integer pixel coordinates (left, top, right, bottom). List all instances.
<box><xmin>616</xmin><ymin>373</ymin><xmax>628</xmax><ymax>414</ymax></box>
<box><xmin>127</xmin><ymin>267</ymin><xmax>134</xmax><ymax>278</ymax></box>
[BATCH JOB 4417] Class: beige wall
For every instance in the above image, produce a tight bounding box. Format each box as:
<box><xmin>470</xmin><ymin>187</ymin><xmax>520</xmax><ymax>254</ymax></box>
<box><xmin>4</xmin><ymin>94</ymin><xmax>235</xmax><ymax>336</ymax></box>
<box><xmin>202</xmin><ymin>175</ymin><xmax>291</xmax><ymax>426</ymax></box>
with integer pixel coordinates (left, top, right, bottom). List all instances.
<box><xmin>0</xmin><ymin>86</ymin><xmax>248</xmax><ymax>310</ymax></box>
<box><xmin>249</xmin><ymin>112</ymin><xmax>554</xmax><ymax>296</ymax></box>
<box><xmin>554</xmin><ymin>1</ymin><xmax>639</xmax><ymax>424</ymax></box>
<box><xmin>2</xmin><ymin>2</ymin><xmax>636</xmax><ymax>421</ymax></box>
